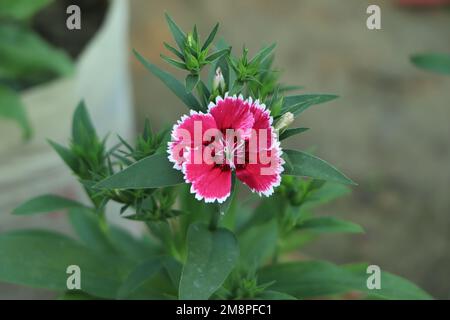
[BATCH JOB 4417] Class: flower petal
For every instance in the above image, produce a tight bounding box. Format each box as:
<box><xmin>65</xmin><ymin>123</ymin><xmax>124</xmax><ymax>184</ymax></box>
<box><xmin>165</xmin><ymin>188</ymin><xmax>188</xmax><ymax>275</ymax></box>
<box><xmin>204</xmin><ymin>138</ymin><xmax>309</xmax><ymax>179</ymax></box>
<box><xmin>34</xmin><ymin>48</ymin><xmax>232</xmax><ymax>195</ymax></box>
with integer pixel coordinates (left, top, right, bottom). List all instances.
<box><xmin>209</xmin><ymin>95</ymin><xmax>254</xmax><ymax>137</ymax></box>
<box><xmin>183</xmin><ymin>161</ymin><xmax>232</xmax><ymax>203</ymax></box>
<box><xmin>236</xmin><ymin>140</ymin><xmax>284</xmax><ymax>196</ymax></box>
<box><xmin>168</xmin><ymin>111</ymin><xmax>217</xmax><ymax>170</ymax></box>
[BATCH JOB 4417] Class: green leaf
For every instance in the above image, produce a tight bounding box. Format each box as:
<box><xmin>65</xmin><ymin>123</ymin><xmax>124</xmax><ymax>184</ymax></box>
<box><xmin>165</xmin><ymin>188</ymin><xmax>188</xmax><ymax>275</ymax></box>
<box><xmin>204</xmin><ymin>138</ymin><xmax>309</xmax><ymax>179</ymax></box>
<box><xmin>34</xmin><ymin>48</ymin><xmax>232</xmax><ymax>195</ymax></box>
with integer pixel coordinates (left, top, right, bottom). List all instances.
<box><xmin>163</xmin><ymin>42</ymin><xmax>185</xmax><ymax>61</ymax></box>
<box><xmin>296</xmin><ymin>216</ymin><xmax>364</xmax><ymax>234</ymax></box>
<box><xmin>259</xmin><ymin>261</ymin><xmax>432</xmax><ymax>300</ymax></box>
<box><xmin>279</xmin><ymin>127</ymin><xmax>309</xmax><ymax>141</ymax></box>
<box><xmin>160</xmin><ymin>54</ymin><xmax>187</xmax><ymax>70</ymax></box>
<box><xmin>238</xmin><ymin>220</ymin><xmax>277</xmax><ymax>267</ymax></box>
<box><xmin>163</xmin><ymin>257</ymin><xmax>183</xmax><ymax>290</ymax></box>
<box><xmin>94</xmin><ymin>153</ymin><xmax>184</xmax><ymax>189</ymax></box>
<box><xmin>237</xmin><ymin>194</ymin><xmax>285</xmax><ymax>232</ymax></box>
<box><xmin>205</xmin><ymin>48</ymin><xmax>230</xmax><ymax>63</ymax></box>
<box><xmin>12</xmin><ymin>194</ymin><xmax>85</xmax><ymax>215</ymax></box>
<box><xmin>0</xmin><ymin>0</ymin><xmax>53</xmax><ymax>20</ymax></box>
<box><xmin>71</xmin><ymin>101</ymin><xmax>97</xmax><ymax>145</ymax></box>
<box><xmin>164</xmin><ymin>13</ymin><xmax>187</xmax><ymax>51</ymax></box>
<box><xmin>249</xmin><ymin>43</ymin><xmax>276</xmax><ymax>65</ymax></box>
<box><xmin>117</xmin><ymin>258</ymin><xmax>163</xmax><ymax>299</ymax></box>
<box><xmin>68</xmin><ymin>207</ymin><xmax>116</xmax><ymax>254</ymax></box>
<box><xmin>281</xmin><ymin>94</ymin><xmax>338</xmax><ymax>116</ymax></box>
<box><xmin>179</xmin><ymin>223</ymin><xmax>239</xmax><ymax>300</ymax></box>
<box><xmin>283</xmin><ymin>149</ymin><xmax>356</xmax><ymax>185</ymax></box>
<box><xmin>201</xmin><ymin>23</ymin><xmax>219</xmax><ymax>51</ymax></box>
<box><xmin>185</xmin><ymin>74</ymin><xmax>199</xmax><ymax>92</ymax></box>
<box><xmin>47</xmin><ymin>139</ymin><xmax>78</xmax><ymax>172</ymax></box>
<box><xmin>133</xmin><ymin>49</ymin><xmax>203</xmax><ymax>111</ymax></box>
<box><xmin>0</xmin><ymin>85</ymin><xmax>31</xmax><ymax>139</ymax></box>
<box><xmin>0</xmin><ymin>230</ymin><xmax>134</xmax><ymax>299</ymax></box>
<box><xmin>108</xmin><ymin>226</ymin><xmax>161</xmax><ymax>261</ymax></box>
<box><xmin>0</xmin><ymin>24</ymin><xmax>72</xmax><ymax>81</ymax></box>
<box><xmin>411</xmin><ymin>53</ymin><xmax>450</xmax><ymax>75</ymax></box>
<box><xmin>302</xmin><ymin>182</ymin><xmax>351</xmax><ymax>209</ymax></box>
<box><xmin>344</xmin><ymin>263</ymin><xmax>433</xmax><ymax>300</ymax></box>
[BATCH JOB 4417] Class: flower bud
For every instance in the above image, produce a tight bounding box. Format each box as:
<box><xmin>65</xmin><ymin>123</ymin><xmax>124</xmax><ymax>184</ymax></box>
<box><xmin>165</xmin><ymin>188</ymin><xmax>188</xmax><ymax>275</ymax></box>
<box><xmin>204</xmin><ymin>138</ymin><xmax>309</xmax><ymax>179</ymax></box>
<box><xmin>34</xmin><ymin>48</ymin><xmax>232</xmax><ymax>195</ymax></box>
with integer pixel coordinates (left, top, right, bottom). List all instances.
<box><xmin>274</xmin><ymin>112</ymin><xmax>294</xmax><ymax>132</ymax></box>
<box><xmin>187</xmin><ymin>33</ymin><xmax>194</xmax><ymax>47</ymax></box>
<box><xmin>212</xmin><ymin>67</ymin><xmax>226</xmax><ymax>93</ymax></box>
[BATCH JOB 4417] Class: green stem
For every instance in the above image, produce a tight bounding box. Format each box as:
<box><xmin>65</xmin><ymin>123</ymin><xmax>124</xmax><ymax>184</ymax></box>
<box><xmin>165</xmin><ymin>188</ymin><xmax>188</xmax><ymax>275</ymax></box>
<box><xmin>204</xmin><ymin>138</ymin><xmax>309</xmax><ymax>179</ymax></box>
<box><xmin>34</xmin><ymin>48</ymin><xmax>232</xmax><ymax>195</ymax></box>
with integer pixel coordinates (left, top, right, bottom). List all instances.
<box><xmin>98</xmin><ymin>210</ymin><xmax>109</xmax><ymax>235</ymax></box>
<box><xmin>209</xmin><ymin>207</ymin><xmax>221</xmax><ymax>231</ymax></box>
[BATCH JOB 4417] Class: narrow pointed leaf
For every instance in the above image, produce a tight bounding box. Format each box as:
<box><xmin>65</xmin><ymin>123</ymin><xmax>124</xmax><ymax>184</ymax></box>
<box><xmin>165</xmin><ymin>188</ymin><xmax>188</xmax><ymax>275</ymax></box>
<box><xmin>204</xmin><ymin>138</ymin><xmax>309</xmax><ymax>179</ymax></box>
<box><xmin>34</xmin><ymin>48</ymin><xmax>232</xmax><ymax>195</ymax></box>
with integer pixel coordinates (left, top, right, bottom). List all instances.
<box><xmin>249</xmin><ymin>43</ymin><xmax>276</xmax><ymax>65</ymax></box>
<box><xmin>283</xmin><ymin>149</ymin><xmax>355</xmax><ymax>185</ymax></box>
<box><xmin>281</xmin><ymin>94</ymin><xmax>338</xmax><ymax>116</ymax></box>
<box><xmin>13</xmin><ymin>194</ymin><xmax>86</xmax><ymax>215</ymax></box>
<box><xmin>411</xmin><ymin>53</ymin><xmax>450</xmax><ymax>75</ymax></box>
<box><xmin>134</xmin><ymin>49</ymin><xmax>202</xmax><ymax>111</ymax></box>
<box><xmin>205</xmin><ymin>48</ymin><xmax>230</xmax><ymax>63</ymax></box>
<box><xmin>192</xmin><ymin>25</ymin><xmax>199</xmax><ymax>43</ymax></box>
<box><xmin>296</xmin><ymin>216</ymin><xmax>364</xmax><ymax>234</ymax></box>
<box><xmin>163</xmin><ymin>41</ymin><xmax>184</xmax><ymax>61</ymax></box>
<box><xmin>72</xmin><ymin>100</ymin><xmax>97</xmax><ymax>145</ymax></box>
<box><xmin>0</xmin><ymin>85</ymin><xmax>31</xmax><ymax>139</ymax></box>
<box><xmin>164</xmin><ymin>13</ymin><xmax>186</xmax><ymax>51</ymax></box>
<box><xmin>160</xmin><ymin>54</ymin><xmax>187</xmax><ymax>70</ymax></box>
<box><xmin>259</xmin><ymin>261</ymin><xmax>432</xmax><ymax>300</ymax></box>
<box><xmin>201</xmin><ymin>23</ymin><xmax>219</xmax><ymax>51</ymax></box>
<box><xmin>47</xmin><ymin>139</ymin><xmax>78</xmax><ymax>172</ymax></box>
<box><xmin>94</xmin><ymin>153</ymin><xmax>184</xmax><ymax>189</ymax></box>
<box><xmin>279</xmin><ymin>127</ymin><xmax>309</xmax><ymax>141</ymax></box>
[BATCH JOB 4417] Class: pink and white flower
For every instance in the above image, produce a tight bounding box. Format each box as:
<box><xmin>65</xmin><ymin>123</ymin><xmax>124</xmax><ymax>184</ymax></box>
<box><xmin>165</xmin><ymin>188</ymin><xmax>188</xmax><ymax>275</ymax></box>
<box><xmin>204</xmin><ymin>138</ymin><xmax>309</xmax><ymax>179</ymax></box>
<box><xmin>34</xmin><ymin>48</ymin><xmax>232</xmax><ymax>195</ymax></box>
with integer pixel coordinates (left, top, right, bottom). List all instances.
<box><xmin>168</xmin><ymin>94</ymin><xmax>284</xmax><ymax>203</ymax></box>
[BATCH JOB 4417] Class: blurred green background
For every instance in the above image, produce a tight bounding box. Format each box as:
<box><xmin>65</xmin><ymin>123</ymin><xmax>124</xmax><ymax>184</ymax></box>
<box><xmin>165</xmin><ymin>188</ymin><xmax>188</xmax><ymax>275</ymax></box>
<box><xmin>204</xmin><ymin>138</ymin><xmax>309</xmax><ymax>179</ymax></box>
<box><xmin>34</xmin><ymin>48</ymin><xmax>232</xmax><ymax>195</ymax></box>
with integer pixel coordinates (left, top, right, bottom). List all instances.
<box><xmin>1</xmin><ymin>0</ymin><xmax>449</xmax><ymax>299</ymax></box>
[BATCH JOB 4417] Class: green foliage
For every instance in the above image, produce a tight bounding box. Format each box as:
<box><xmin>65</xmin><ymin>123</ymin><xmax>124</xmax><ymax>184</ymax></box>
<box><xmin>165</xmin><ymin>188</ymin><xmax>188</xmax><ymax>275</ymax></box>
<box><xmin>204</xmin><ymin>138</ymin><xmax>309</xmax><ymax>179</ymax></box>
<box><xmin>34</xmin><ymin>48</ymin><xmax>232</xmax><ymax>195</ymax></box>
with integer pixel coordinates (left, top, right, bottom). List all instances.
<box><xmin>133</xmin><ymin>49</ymin><xmax>203</xmax><ymax>111</ymax></box>
<box><xmin>281</xmin><ymin>94</ymin><xmax>338</xmax><ymax>117</ymax></box>
<box><xmin>0</xmin><ymin>85</ymin><xmax>31</xmax><ymax>139</ymax></box>
<box><xmin>279</xmin><ymin>127</ymin><xmax>309</xmax><ymax>141</ymax></box>
<box><xmin>94</xmin><ymin>154</ymin><xmax>184</xmax><ymax>189</ymax></box>
<box><xmin>295</xmin><ymin>216</ymin><xmax>364</xmax><ymax>234</ymax></box>
<box><xmin>283</xmin><ymin>149</ymin><xmax>356</xmax><ymax>185</ymax></box>
<box><xmin>0</xmin><ymin>24</ymin><xmax>72</xmax><ymax>82</ymax></box>
<box><xmin>1</xmin><ymin>14</ymin><xmax>432</xmax><ymax>301</ymax></box>
<box><xmin>179</xmin><ymin>223</ymin><xmax>239</xmax><ymax>300</ymax></box>
<box><xmin>259</xmin><ymin>261</ymin><xmax>431</xmax><ymax>300</ymax></box>
<box><xmin>0</xmin><ymin>230</ymin><xmax>132</xmax><ymax>299</ymax></box>
<box><xmin>411</xmin><ymin>53</ymin><xmax>450</xmax><ymax>75</ymax></box>
<box><xmin>0</xmin><ymin>2</ymin><xmax>73</xmax><ymax>137</ymax></box>
<box><xmin>13</xmin><ymin>195</ymin><xmax>85</xmax><ymax>215</ymax></box>
<box><xmin>0</xmin><ymin>0</ymin><xmax>53</xmax><ymax>20</ymax></box>
<box><xmin>117</xmin><ymin>258</ymin><xmax>163</xmax><ymax>299</ymax></box>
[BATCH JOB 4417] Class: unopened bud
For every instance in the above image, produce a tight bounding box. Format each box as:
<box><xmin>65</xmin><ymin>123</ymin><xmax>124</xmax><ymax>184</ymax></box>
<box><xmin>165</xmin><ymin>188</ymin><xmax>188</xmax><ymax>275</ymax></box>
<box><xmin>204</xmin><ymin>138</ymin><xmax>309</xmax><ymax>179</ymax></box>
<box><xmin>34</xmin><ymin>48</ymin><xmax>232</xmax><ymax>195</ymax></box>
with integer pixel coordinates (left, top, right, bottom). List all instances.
<box><xmin>187</xmin><ymin>33</ymin><xmax>194</xmax><ymax>47</ymax></box>
<box><xmin>212</xmin><ymin>67</ymin><xmax>226</xmax><ymax>92</ymax></box>
<box><xmin>274</xmin><ymin>112</ymin><xmax>294</xmax><ymax>132</ymax></box>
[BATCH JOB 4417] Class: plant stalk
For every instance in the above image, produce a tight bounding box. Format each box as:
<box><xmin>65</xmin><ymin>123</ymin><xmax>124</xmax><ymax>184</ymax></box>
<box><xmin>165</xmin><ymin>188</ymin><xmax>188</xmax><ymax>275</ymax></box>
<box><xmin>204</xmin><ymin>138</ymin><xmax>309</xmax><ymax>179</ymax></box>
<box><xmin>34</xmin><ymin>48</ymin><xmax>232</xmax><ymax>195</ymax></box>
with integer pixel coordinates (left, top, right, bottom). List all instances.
<box><xmin>209</xmin><ymin>207</ymin><xmax>221</xmax><ymax>231</ymax></box>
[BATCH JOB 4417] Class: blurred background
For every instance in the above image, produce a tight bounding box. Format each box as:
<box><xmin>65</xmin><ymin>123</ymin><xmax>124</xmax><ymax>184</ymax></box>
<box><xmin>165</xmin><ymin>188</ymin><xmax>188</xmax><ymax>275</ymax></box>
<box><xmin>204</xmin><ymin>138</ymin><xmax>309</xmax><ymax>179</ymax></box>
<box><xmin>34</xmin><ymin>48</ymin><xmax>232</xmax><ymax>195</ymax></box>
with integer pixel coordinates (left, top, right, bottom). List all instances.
<box><xmin>1</xmin><ymin>0</ymin><xmax>449</xmax><ymax>299</ymax></box>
